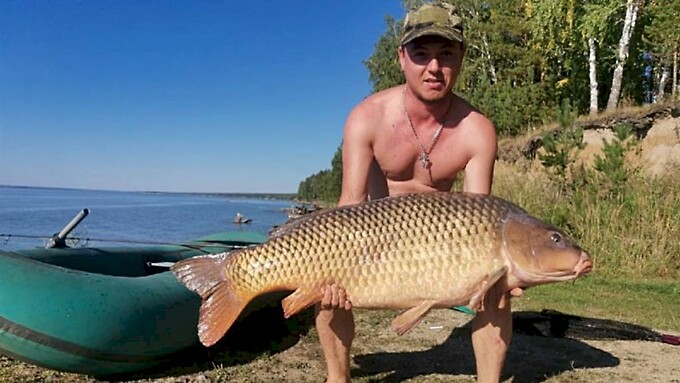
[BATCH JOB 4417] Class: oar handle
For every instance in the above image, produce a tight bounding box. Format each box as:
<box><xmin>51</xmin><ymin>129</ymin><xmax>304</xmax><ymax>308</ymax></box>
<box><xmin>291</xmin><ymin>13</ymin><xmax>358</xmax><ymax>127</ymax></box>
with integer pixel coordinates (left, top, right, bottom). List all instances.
<box><xmin>46</xmin><ymin>208</ymin><xmax>90</xmax><ymax>248</ymax></box>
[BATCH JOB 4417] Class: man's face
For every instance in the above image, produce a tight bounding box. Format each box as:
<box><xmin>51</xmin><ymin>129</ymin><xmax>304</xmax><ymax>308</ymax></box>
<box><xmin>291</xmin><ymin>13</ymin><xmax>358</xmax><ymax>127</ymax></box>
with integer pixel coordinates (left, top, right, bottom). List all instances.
<box><xmin>398</xmin><ymin>35</ymin><xmax>464</xmax><ymax>103</ymax></box>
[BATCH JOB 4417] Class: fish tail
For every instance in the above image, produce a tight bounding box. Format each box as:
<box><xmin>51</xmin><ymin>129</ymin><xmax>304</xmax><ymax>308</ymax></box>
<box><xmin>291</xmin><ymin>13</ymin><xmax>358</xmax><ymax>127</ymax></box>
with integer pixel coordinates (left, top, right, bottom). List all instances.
<box><xmin>172</xmin><ymin>253</ymin><xmax>250</xmax><ymax>347</ymax></box>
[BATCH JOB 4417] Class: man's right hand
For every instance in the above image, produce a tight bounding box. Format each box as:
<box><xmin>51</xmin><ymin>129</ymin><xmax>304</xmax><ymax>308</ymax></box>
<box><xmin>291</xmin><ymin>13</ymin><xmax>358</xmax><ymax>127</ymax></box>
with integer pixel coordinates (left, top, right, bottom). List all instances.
<box><xmin>320</xmin><ymin>284</ymin><xmax>353</xmax><ymax>311</ymax></box>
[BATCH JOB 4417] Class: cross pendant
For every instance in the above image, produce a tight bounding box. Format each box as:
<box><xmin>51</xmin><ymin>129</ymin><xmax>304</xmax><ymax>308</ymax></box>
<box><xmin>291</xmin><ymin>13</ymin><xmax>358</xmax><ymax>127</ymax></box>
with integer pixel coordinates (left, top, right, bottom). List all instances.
<box><xmin>419</xmin><ymin>153</ymin><xmax>431</xmax><ymax>169</ymax></box>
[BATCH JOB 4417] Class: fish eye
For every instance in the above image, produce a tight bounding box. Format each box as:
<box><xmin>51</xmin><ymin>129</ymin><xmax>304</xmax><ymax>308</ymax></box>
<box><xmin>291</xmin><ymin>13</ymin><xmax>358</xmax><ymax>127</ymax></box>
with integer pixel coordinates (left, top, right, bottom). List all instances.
<box><xmin>550</xmin><ymin>233</ymin><xmax>562</xmax><ymax>243</ymax></box>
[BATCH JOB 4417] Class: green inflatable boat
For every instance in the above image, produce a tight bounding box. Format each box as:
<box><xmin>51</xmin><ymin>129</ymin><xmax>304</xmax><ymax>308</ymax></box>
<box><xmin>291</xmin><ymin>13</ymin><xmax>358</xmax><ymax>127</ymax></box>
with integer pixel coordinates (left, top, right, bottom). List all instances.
<box><xmin>0</xmin><ymin>231</ymin><xmax>267</xmax><ymax>376</ymax></box>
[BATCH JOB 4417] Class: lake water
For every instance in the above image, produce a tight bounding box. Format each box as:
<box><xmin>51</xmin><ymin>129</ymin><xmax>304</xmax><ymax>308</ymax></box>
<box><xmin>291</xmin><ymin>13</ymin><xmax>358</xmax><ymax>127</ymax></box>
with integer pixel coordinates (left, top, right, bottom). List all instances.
<box><xmin>0</xmin><ymin>186</ymin><xmax>293</xmax><ymax>251</ymax></box>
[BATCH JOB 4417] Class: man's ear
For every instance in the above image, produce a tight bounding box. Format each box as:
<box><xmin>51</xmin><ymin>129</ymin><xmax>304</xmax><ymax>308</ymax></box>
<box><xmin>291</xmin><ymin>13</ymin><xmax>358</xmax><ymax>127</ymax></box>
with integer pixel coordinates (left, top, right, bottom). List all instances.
<box><xmin>397</xmin><ymin>45</ymin><xmax>406</xmax><ymax>71</ymax></box>
<box><xmin>459</xmin><ymin>42</ymin><xmax>467</xmax><ymax>57</ymax></box>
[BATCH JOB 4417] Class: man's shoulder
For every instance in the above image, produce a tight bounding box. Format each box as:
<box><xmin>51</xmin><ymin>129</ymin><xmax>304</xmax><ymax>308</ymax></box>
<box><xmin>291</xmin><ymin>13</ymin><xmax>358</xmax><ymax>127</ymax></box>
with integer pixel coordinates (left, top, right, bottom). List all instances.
<box><xmin>447</xmin><ymin>95</ymin><xmax>496</xmax><ymax>154</ymax></box>
<box><xmin>348</xmin><ymin>86</ymin><xmax>402</xmax><ymax>123</ymax></box>
<box><xmin>451</xmin><ymin>94</ymin><xmax>494</xmax><ymax>131</ymax></box>
<box><xmin>356</xmin><ymin>86</ymin><xmax>401</xmax><ymax>110</ymax></box>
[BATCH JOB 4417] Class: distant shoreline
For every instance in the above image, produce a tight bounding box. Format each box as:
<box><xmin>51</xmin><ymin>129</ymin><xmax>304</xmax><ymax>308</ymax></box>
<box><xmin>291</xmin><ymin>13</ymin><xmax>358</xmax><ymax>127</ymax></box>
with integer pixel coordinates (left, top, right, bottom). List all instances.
<box><xmin>189</xmin><ymin>192</ymin><xmax>297</xmax><ymax>201</ymax></box>
<box><xmin>0</xmin><ymin>184</ymin><xmax>297</xmax><ymax>201</ymax></box>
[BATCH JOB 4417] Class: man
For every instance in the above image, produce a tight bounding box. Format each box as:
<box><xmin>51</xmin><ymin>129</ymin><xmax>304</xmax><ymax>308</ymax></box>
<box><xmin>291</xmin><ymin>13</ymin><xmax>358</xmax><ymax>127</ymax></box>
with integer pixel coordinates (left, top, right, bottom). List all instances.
<box><xmin>316</xmin><ymin>3</ymin><xmax>518</xmax><ymax>383</ymax></box>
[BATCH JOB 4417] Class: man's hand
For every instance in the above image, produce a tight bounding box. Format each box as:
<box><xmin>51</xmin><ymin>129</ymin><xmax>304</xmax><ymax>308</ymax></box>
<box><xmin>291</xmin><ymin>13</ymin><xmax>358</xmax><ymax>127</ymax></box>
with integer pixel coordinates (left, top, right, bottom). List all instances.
<box><xmin>490</xmin><ymin>287</ymin><xmax>523</xmax><ymax>311</ymax></box>
<box><xmin>478</xmin><ymin>284</ymin><xmax>524</xmax><ymax>312</ymax></box>
<box><xmin>320</xmin><ymin>284</ymin><xmax>353</xmax><ymax>311</ymax></box>
<box><xmin>509</xmin><ymin>287</ymin><xmax>523</xmax><ymax>298</ymax></box>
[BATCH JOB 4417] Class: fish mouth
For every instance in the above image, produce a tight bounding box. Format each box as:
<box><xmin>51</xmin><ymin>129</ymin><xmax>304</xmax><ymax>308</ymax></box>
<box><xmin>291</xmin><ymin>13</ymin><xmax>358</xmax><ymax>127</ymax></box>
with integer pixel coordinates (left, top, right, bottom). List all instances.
<box><xmin>509</xmin><ymin>250</ymin><xmax>592</xmax><ymax>286</ymax></box>
<box><xmin>574</xmin><ymin>251</ymin><xmax>593</xmax><ymax>278</ymax></box>
<box><xmin>545</xmin><ymin>251</ymin><xmax>592</xmax><ymax>280</ymax></box>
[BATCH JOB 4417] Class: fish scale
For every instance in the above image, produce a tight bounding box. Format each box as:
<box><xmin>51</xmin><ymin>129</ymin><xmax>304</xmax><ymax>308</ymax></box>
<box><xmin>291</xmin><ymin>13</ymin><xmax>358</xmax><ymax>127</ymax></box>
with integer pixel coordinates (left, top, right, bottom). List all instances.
<box><xmin>219</xmin><ymin>194</ymin><xmax>507</xmax><ymax>310</ymax></box>
<box><xmin>172</xmin><ymin>191</ymin><xmax>591</xmax><ymax>347</ymax></box>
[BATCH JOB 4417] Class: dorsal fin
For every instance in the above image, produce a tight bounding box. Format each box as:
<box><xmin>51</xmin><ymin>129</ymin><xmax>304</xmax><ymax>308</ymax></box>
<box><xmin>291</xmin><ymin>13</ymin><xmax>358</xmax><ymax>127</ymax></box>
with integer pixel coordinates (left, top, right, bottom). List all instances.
<box><xmin>269</xmin><ymin>208</ymin><xmax>329</xmax><ymax>238</ymax></box>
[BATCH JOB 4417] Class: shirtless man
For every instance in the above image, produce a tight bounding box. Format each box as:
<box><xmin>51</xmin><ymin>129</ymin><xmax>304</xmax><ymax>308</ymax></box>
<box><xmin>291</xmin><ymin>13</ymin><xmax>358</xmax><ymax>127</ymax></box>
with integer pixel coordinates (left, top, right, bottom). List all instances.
<box><xmin>316</xmin><ymin>3</ymin><xmax>517</xmax><ymax>383</ymax></box>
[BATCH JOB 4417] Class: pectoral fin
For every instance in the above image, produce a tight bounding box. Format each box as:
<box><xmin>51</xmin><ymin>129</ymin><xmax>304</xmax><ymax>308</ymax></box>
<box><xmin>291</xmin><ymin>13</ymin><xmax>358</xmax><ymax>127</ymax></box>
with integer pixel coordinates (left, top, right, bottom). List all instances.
<box><xmin>281</xmin><ymin>286</ymin><xmax>323</xmax><ymax>318</ymax></box>
<box><xmin>468</xmin><ymin>266</ymin><xmax>508</xmax><ymax>311</ymax></box>
<box><xmin>391</xmin><ymin>300</ymin><xmax>437</xmax><ymax>336</ymax></box>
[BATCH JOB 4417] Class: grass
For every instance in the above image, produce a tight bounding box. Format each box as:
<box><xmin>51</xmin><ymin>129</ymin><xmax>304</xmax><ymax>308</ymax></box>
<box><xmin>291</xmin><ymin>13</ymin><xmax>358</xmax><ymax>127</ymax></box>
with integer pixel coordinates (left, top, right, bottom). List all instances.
<box><xmin>515</xmin><ymin>276</ymin><xmax>680</xmax><ymax>333</ymax></box>
<box><xmin>492</xmin><ymin>158</ymin><xmax>680</xmax><ymax>280</ymax></box>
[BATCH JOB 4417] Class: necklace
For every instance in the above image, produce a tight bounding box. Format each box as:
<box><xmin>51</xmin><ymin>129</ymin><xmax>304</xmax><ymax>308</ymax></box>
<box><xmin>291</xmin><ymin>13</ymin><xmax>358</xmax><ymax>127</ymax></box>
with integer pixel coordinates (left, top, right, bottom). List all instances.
<box><xmin>402</xmin><ymin>87</ymin><xmax>451</xmax><ymax>169</ymax></box>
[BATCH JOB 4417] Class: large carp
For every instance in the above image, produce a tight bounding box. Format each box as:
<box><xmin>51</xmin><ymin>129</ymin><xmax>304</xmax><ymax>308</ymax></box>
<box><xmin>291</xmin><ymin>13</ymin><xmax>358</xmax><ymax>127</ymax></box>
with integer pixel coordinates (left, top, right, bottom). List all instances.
<box><xmin>172</xmin><ymin>192</ymin><xmax>592</xmax><ymax>346</ymax></box>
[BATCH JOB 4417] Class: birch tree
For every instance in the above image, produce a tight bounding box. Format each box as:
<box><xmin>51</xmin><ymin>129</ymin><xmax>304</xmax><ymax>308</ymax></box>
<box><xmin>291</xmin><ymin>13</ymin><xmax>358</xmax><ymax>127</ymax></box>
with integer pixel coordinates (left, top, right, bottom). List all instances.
<box><xmin>460</xmin><ymin>0</ymin><xmax>498</xmax><ymax>83</ymax></box>
<box><xmin>588</xmin><ymin>37</ymin><xmax>599</xmax><ymax>114</ymax></box>
<box><xmin>581</xmin><ymin>1</ymin><xmax>618</xmax><ymax>115</ymax></box>
<box><xmin>645</xmin><ymin>0</ymin><xmax>680</xmax><ymax>102</ymax></box>
<box><xmin>675</xmin><ymin>52</ymin><xmax>679</xmax><ymax>100</ymax></box>
<box><xmin>606</xmin><ymin>0</ymin><xmax>640</xmax><ymax>111</ymax></box>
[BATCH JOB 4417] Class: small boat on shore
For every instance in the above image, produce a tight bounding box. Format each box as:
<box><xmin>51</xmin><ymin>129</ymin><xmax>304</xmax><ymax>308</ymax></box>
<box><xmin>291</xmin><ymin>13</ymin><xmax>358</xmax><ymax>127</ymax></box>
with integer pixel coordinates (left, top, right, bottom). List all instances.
<box><xmin>0</xmin><ymin>231</ymin><xmax>268</xmax><ymax>376</ymax></box>
<box><xmin>233</xmin><ymin>212</ymin><xmax>252</xmax><ymax>224</ymax></box>
<box><xmin>284</xmin><ymin>203</ymin><xmax>320</xmax><ymax>219</ymax></box>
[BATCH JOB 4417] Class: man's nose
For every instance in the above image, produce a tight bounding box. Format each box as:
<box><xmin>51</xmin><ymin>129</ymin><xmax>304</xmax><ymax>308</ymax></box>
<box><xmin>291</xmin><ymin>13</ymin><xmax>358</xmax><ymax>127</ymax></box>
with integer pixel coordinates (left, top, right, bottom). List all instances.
<box><xmin>427</xmin><ymin>57</ymin><xmax>441</xmax><ymax>71</ymax></box>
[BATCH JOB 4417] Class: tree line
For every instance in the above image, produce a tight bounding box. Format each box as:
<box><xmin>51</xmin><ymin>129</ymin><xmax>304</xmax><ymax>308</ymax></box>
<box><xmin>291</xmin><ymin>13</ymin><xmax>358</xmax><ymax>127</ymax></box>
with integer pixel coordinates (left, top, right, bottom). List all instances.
<box><xmin>297</xmin><ymin>0</ymin><xmax>679</xmax><ymax>203</ymax></box>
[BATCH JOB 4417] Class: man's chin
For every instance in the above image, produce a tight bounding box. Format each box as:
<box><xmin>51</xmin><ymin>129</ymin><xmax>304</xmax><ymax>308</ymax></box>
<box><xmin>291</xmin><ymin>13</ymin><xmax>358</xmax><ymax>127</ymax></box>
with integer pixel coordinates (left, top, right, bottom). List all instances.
<box><xmin>417</xmin><ymin>91</ymin><xmax>450</xmax><ymax>105</ymax></box>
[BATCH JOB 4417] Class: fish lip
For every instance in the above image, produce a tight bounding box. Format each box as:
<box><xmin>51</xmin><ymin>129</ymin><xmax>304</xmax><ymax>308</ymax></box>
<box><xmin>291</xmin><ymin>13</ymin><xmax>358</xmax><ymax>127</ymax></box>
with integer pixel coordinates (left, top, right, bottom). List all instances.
<box><xmin>546</xmin><ymin>251</ymin><xmax>592</xmax><ymax>279</ymax></box>
<box><xmin>574</xmin><ymin>251</ymin><xmax>593</xmax><ymax>278</ymax></box>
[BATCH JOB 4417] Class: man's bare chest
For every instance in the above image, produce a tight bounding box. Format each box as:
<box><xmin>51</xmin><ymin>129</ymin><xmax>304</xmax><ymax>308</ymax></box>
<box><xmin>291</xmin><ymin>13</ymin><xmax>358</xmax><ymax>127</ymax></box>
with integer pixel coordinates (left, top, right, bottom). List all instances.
<box><xmin>371</xmin><ymin>126</ymin><xmax>469</xmax><ymax>187</ymax></box>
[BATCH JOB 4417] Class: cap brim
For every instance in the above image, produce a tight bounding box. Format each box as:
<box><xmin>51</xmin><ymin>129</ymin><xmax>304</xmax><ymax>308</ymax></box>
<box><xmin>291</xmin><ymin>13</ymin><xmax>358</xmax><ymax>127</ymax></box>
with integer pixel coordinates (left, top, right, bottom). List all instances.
<box><xmin>401</xmin><ymin>27</ymin><xmax>464</xmax><ymax>46</ymax></box>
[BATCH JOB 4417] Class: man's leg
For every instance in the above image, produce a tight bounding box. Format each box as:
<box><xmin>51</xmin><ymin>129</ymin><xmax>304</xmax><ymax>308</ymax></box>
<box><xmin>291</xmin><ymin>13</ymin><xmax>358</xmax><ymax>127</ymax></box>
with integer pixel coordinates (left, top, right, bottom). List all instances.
<box><xmin>316</xmin><ymin>284</ymin><xmax>355</xmax><ymax>383</ymax></box>
<box><xmin>315</xmin><ymin>306</ymin><xmax>354</xmax><ymax>383</ymax></box>
<box><xmin>471</xmin><ymin>284</ymin><xmax>512</xmax><ymax>383</ymax></box>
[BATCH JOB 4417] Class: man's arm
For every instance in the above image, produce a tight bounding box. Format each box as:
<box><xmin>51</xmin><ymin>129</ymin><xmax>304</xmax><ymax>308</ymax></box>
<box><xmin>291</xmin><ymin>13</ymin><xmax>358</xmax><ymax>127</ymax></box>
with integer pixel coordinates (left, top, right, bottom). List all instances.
<box><xmin>338</xmin><ymin>105</ymin><xmax>375</xmax><ymax>206</ymax></box>
<box><xmin>320</xmin><ymin>103</ymin><xmax>375</xmax><ymax>311</ymax></box>
<box><xmin>319</xmin><ymin>104</ymin><xmax>375</xmax><ymax>312</ymax></box>
<box><xmin>316</xmin><ymin>103</ymin><xmax>375</xmax><ymax>383</ymax></box>
<box><xmin>460</xmin><ymin>114</ymin><xmax>513</xmax><ymax>383</ymax></box>
<box><xmin>462</xmin><ymin>114</ymin><xmax>497</xmax><ymax>195</ymax></box>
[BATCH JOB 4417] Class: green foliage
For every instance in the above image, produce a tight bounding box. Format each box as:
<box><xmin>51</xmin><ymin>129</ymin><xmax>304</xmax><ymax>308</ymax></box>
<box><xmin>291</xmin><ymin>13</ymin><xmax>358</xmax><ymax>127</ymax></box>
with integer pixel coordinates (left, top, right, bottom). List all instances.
<box><xmin>296</xmin><ymin>145</ymin><xmax>342</xmax><ymax>203</ymax></box>
<box><xmin>463</xmin><ymin>73</ymin><xmax>554</xmax><ymax>137</ymax></box>
<box><xmin>538</xmin><ymin>99</ymin><xmax>584</xmax><ymax>182</ymax></box>
<box><xmin>643</xmin><ymin>0</ymin><xmax>680</xmax><ymax>100</ymax></box>
<box><xmin>500</xmin><ymin>112</ymin><xmax>679</xmax><ymax>279</ymax></box>
<box><xmin>457</xmin><ymin>0</ymin><xmax>556</xmax><ymax>135</ymax></box>
<box><xmin>645</xmin><ymin>0</ymin><xmax>680</xmax><ymax>68</ymax></box>
<box><xmin>528</xmin><ymin>1</ymin><xmax>587</xmax><ymax>106</ymax></box>
<box><xmin>364</xmin><ymin>15</ymin><xmax>404</xmax><ymax>93</ymax></box>
<box><xmin>591</xmin><ymin>123</ymin><xmax>637</xmax><ymax>200</ymax></box>
<box><xmin>537</xmin><ymin>119</ymin><xmax>640</xmax><ymax>240</ymax></box>
<box><xmin>329</xmin><ymin>144</ymin><xmax>343</xmax><ymax>198</ymax></box>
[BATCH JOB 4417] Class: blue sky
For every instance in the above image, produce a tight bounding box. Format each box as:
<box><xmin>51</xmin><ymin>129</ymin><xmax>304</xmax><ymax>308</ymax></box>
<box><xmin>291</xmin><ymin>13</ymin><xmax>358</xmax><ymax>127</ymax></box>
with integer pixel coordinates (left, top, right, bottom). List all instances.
<box><xmin>0</xmin><ymin>1</ymin><xmax>405</xmax><ymax>193</ymax></box>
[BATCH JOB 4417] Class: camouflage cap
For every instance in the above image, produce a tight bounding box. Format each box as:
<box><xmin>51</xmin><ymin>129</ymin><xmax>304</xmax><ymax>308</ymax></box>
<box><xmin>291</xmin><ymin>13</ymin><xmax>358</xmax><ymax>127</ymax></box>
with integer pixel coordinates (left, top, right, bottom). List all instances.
<box><xmin>401</xmin><ymin>2</ymin><xmax>465</xmax><ymax>46</ymax></box>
